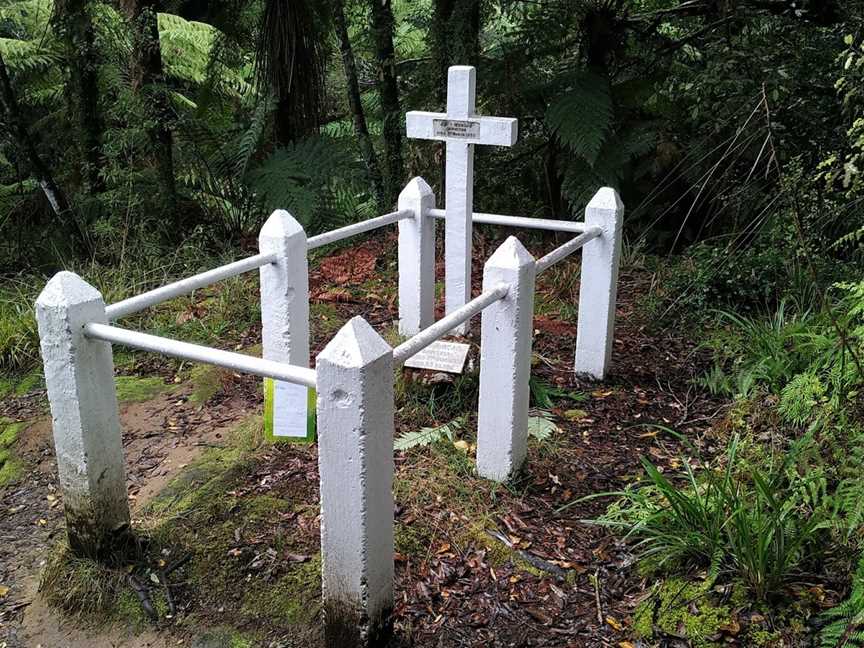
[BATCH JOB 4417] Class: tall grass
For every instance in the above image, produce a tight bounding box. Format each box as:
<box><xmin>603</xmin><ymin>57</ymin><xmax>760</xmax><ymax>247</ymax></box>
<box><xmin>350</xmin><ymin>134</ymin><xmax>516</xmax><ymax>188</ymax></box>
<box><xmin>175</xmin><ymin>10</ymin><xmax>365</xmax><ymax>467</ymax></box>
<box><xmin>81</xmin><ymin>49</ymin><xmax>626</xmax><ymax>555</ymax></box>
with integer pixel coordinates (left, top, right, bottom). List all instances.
<box><xmin>0</xmin><ymin>253</ymin><xmax>263</xmax><ymax>376</ymax></box>
<box><xmin>577</xmin><ymin>434</ymin><xmax>833</xmax><ymax>600</ymax></box>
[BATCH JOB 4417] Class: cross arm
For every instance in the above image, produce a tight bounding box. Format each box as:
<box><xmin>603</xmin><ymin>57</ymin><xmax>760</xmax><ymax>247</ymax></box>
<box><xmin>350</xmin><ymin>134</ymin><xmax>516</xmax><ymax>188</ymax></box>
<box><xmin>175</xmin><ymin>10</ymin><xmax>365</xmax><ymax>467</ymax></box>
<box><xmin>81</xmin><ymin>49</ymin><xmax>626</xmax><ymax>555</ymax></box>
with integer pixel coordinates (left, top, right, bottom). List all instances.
<box><xmin>406</xmin><ymin>111</ymin><xmax>518</xmax><ymax>147</ymax></box>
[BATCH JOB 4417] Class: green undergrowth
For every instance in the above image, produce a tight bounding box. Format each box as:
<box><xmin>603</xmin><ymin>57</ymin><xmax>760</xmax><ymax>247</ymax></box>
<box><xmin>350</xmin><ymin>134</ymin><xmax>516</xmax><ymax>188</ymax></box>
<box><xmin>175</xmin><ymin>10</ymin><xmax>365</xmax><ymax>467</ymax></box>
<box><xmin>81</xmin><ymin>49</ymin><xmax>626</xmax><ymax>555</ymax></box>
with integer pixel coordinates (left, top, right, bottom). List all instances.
<box><xmin>633</xmin><ymin>578</ymin><xmax>753</xmax><ymax>646</ymax></box>
<box><xmin>0</xmin><ymin>418</ymin><xmax>26</xmax><ymax>485</ymax></box>
<box><xmin>115</xmin><ymin>375</ymin><xmax>173</xmax><ymax>403</ymax></box>
<box><xmin>186</xmin><ymin>363</ymin><xmax>228</xmax><ymax>405</ymax></box>
<box><xmin>183</xmin><ymin>344</ymin><xmax>262</xmax><ymax>406</ymax></box>
<box><xmin>40</xmin><ymin>415</ymin><xmax>321</xmax><ymax>641</ymax></box>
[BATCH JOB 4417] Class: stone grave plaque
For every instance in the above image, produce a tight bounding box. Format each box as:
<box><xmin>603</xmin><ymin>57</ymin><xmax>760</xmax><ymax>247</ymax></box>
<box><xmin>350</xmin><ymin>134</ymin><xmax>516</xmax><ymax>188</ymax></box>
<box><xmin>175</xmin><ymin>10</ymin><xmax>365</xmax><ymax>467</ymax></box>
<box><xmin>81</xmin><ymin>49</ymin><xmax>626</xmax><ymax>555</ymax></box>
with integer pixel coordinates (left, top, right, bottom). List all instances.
<box><xmin>404</xmin><ymin>340</ymin><xmax>470</xmax><ymax>374</ymax></box>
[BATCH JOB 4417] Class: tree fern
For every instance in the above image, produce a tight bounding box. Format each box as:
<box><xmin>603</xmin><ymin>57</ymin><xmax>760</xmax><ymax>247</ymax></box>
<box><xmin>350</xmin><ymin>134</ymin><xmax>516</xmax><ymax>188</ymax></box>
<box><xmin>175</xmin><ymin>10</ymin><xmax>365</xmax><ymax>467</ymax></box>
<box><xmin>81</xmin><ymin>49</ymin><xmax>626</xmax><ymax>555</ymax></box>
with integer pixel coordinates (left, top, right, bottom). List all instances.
<box><xmin>545</xmin><ymin>70</ymin><xmax>613</xmax><ymax>166</ymax></box>
<box><xmin>245</xmin><ymin>136</ymin><xmax>361</xmax><ymax>225</ymax></box>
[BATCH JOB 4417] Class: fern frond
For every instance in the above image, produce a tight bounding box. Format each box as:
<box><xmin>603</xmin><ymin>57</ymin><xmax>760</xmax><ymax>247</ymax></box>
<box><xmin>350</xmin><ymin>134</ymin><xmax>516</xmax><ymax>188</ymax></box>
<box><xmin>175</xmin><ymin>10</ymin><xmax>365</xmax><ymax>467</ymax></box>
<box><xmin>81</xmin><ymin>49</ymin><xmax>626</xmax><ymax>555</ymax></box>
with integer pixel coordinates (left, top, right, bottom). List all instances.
<box><xmin>821</xmin><ymin>554</ymin><xmax>864</xmax><ymax>647</ymax></box>
<box><xmin>545</xmin><ymin>71</ymin><xmax>613</xmax><ymax>166</ymax></box>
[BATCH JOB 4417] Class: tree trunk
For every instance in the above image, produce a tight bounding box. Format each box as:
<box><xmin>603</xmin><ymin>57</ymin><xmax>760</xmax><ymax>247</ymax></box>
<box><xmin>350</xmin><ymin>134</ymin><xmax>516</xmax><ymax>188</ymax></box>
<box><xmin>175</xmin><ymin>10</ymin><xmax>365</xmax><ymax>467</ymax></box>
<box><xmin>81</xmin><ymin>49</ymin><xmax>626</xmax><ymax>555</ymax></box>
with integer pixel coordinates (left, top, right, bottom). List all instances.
<box><xmin>431</xmin><ymin>0</ymin><xmax>481</xmax><ymax>104</ymax></box>
<box><xmin>122</xmin><ymin>0</ymin><xmax>178</xmax><ymax>218</ymax></box>
<box><xmin>0</xmin><ymin>52</ymin><xmax>71</xmax><ymax>216</ymax></box>
<box><xmin>257</xmin><ymin>0</ymin><xmax>324</xmax><ymax>146</ymax></box>
<box><xmin>369</xmin><ymin>0</ymin><xmax>403</xmax><ymax>205</ymax></box>
<box><xmin>54</xmin><ymin>0</ymin><xmax>104</xmax><ymax>192</ymax></box>
<box><xmin>334</xmin><ymin>0</ymin><xmax>385</xmax><ymax>210</ymax></box>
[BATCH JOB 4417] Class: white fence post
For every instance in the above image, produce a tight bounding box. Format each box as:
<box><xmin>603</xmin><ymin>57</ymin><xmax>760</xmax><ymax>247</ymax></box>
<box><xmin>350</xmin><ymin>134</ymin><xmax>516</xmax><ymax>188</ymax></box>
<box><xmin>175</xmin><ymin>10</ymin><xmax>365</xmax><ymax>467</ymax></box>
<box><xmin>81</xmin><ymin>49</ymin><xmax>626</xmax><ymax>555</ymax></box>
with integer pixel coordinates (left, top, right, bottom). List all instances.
<box><xmin>316</xmin><ymin>317</ymin><xmax>394</xmax><ymax>647</ymax></box>
<box><xmin>35</xmin><ymin>272</ymin><xmax>131</xmax><ymax>559</ymax></box>
<box><xmin>398</xmin><ymin>177</ymin><xmax>436</xmax><ymax>336</ymax></box>
<box><xmin>259</xmin><ymin>210</ymin><xmax>312</xmax><ymax>440</ymax></box>
<box><xmin>575</xmin><ymin>188</ymin><xmax>624</xmax><ymax>380</ymax></box>
<box><xmin>476</xmin><ymin>237</ymin><xmax>536</xmax><ymax>482</ymax></box>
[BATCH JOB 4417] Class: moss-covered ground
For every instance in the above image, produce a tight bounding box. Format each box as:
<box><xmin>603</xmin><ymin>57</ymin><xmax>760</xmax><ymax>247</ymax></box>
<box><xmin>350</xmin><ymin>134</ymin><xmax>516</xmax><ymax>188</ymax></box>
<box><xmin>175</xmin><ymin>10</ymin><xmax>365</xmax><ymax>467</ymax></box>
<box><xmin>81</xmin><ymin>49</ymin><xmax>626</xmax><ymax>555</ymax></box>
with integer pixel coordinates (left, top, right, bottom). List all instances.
<box><xmin>0</xmin><ymin>417</ymin><xmax>26</xmax><ymax>485</ymax></box>
<box><xmin>39</xmin><ymin>415</ymin><xmax>324</xmax><ymax>646</ymax></box>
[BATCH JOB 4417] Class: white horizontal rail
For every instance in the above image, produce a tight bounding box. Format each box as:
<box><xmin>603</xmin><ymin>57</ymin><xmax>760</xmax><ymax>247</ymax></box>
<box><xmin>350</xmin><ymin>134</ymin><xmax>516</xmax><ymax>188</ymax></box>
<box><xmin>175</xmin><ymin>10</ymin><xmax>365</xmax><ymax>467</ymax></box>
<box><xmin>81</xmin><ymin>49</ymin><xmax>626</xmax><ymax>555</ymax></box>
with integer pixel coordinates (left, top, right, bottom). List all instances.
<box><xmin>307</xmin><ymin>209</ymin><xmax>412</xmax><ymax>250</ymax></box>
<box><xmin>428</xmin><ymin>208</ymin><xmax>589</xmax><ymax>235</ymax></box>
<box><xmin>535</xmin><ymin>227</ymin><xmax>603</xmax><ymax>275</ymax></box>
<box><xmin>106</xmin><ymin>252</ymin><xmax>277</xmax><ymax>321</ymax></box>
<box><xmin>84</xmin><ymin>322</ymin><xmax>317</xmax><ymax>388</ymax></box>
<box><xmin>393</xmin><ymin>285</ymin><xmax>508</xmax><ymax>365</ymax></box>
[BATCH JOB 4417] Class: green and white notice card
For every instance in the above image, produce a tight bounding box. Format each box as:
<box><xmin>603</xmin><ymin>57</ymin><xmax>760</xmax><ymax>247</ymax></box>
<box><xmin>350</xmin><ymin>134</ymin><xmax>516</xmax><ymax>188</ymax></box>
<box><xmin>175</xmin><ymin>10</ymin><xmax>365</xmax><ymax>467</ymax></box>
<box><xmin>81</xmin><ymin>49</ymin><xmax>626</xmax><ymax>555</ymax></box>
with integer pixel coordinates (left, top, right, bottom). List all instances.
<box><xmin>263</xmin><ymin>378</ymin><xmax>316</xmax><ymax>443</ymax></box>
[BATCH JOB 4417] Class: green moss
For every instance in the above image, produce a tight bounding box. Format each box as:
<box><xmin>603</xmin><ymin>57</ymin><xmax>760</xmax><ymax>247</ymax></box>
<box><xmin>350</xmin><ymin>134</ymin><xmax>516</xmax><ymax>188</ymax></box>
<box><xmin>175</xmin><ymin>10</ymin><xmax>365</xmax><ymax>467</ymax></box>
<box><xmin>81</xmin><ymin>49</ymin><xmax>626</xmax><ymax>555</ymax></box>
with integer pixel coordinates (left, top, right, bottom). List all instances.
<box><xmin>632</xmin><ymin>597</ymin><xmax>655</xmax><ymax>638</ymax></box>
<box><xmin>395</xmin><ymin>521</ymin><xmax>435</xmax><ymax>557</ymax></box>
<box><xmin>187</xmin><ymin>364</ymin><xmax>226</xmax><ymax>405</ymax></box>
<box><xmin>0</xmin><ymin>420</ymin><xmax>26</xmax><ymax>485</ymax></box>
<box><xmin>0</xmin><ymin>377</ymin><xmax>13</xmax><ymax>399</ymax></box>
<box><xmin>146</xmin><ymin>443</ymin><xmax>246</xmax><ymax>517</ymax></box>
<box><xmin>114</xmin><ymin>375</ymin><xmax>171</xmax><ymax>403</ymax></box>
<box><xmin>749</xmin><ymin>629</ymin><xmax>783</xmax><ymax>646</ymax></box>
<box><xmin>192</xmin><ymin>629</ymin><xmax>257</xmax><ymax>648</ymax></box>
<box><xmin>14</xmin><ymin>370</ymin><xmax>42</xmax><ymax>396</ymax></box>
<box><xmin>40</xmin><ymin>544</ymin><xmax>126</xmax><ymax>621</ymax></box>
<box><xmin>0</xmin><ymin>455</ymin><xmax>24</xmax><ymax>485</ymax></box>
<box><xmin>0</xmin><ymin>420</ymin><xmax>24</xmax><ymax>448</ymax></box>
<box><xmin>241</xmin><ymin>555</ymin><xmax>321</xmax><ymax>625</ymax></box>
<box><xmin>633</xmin><ymin>578</ymin><xmax>735</xmax><ymax>647</ymax></box>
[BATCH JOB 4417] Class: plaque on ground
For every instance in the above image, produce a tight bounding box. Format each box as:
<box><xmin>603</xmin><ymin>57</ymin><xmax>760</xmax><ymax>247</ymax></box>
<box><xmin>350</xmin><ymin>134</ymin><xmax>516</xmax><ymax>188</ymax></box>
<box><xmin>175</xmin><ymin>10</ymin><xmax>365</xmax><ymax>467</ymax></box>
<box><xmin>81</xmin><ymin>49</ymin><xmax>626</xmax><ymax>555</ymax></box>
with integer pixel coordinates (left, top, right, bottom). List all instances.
<box><xmin>404</xmin><ymin>340</ymin><xmax>470</xmax><ymax>374</ymax></box>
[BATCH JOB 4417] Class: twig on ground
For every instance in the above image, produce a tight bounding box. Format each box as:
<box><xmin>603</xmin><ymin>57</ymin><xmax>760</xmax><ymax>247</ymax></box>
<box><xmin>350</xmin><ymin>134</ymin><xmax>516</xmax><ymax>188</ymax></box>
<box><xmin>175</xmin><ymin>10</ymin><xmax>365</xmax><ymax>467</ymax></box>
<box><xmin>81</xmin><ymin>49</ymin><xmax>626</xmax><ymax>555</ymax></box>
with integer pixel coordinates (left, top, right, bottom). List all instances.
<box><xmin>160</xmin><ymin>568</ymin><xmax>176</xmax><ymax>617</ymax></box>
<box><xmin>128</xmin><ymin>574</ymin><xmax>158</xmax><ymax>622</ymax></box>
<box><xmin>591</xmin><ymin>569</ymin><xmax>603</xmax><ymax>625</ymax></box>
<box><xmin>484</xmin><ymin>528</ymin><xmax>569</xmax><ymax>579</ymax></box>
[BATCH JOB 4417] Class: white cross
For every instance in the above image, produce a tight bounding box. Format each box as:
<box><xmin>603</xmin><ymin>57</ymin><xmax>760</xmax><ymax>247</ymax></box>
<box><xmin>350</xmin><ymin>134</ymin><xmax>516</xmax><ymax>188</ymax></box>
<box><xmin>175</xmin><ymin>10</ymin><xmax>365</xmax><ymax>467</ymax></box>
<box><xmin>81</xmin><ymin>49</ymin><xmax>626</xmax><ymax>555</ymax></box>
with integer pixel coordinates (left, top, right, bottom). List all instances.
<box><xmin>406</xmin><ymin>66</ymin><xmax>518</xmax><ymax>334</ymax></box>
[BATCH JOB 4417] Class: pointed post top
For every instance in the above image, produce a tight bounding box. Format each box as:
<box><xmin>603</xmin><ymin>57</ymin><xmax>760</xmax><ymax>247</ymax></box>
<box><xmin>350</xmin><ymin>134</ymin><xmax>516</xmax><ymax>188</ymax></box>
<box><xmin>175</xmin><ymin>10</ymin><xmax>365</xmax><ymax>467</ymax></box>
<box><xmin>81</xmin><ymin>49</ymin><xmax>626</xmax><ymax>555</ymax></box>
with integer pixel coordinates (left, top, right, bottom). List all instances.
<box><xmin>486</xmin><ymin>236</ymin><xmax>535</xmax><ymax>271</ymax></box>
<box><xmin>37</xmin><ymin>271</ymin><xmax>103</xmax><ymax>309</ymax></box>
<box><xmin>586</xmin><ymin>187</ymin><xmax>624</xmax><ymax>214</ymax></box>
<box><xmin>399</xmin><ymin>177</ymin><xmax>434</xmax><ymax>202</ymax></box>
<box><xmin>259</xmin><ymin>209</ymin><xmax>306</xmax><ymax>243</ymax></box>
<box><xmin>318</xmin><ymin>316</ymin><xmax>392</xmax><ymax>369</ymax></box>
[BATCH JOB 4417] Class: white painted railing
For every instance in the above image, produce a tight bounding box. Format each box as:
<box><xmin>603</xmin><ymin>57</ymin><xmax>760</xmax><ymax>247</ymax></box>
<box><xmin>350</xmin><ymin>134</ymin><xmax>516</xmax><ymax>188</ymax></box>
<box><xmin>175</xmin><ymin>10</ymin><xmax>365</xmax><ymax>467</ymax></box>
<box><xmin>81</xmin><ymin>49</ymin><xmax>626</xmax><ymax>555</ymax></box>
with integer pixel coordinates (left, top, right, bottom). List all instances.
<box><xmin>105</xmin><ymin>252</ymin><xmax>277</xmax><ymax>320</ymax></box>
<box><xmin>428</xmin><ymin>208</ymin><xmax>590</xmax><ymax>235</ymax></box>
<box><xmin>84</xmin><ymin>323</ymin><xmax>317</xmax><ymax>387</ymax></box>
<box><xmin>35</xmin><ymin>176</ymin><xmax>621</xmax><ymax>648</ymax></box>
<box><xmin>535</xmin><ymin>228</ymin><xmax>603</xmax><ymax>274</ymax></box>
<box><xmin>307</xmin><ymin>209</ymin><xmax>412</xmax><ymax>249</ymax></box>
<box><xmin>392</xmin><ymin>285</ymin><xmax>508</xmax><ymax>364</ymax></box>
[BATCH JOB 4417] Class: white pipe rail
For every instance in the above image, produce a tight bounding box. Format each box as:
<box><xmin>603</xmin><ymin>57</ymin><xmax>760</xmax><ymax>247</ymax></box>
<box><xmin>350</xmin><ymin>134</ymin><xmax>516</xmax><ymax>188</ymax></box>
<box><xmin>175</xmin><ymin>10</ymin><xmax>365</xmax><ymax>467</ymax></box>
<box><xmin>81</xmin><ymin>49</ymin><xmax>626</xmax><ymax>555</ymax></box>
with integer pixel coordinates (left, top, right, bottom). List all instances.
<box><xmin>535</xmin><ymin>227</ymin><xmax>603</xmax><ymax>275</ymax></box>
<box><xmin>84</xmin><ymin>322</ymin><xmax>317</xmax><ymax>388</ymax></box>
<box><xmin>307</xmin><ymin>209</ymin><xmax>412</xmax><ymax>250</ymax></box>
<box><xmin>428</xmin><ymin>208</ymin><xmax>589</xmax><ymax>235</ymax></box>
<box><xmin>107</xmin><ymin>209</ymin><xmax>413</xmax><ymax>321</ymax></box>
<box><xmin>106</xmin><ymin>252</ymin><xmax>277</xmax><ymax>321</ymax></box>
<box><xmin>392</xmin><ymin>284</ymin><xmax>508</xmax><ymax>365</ymax></box>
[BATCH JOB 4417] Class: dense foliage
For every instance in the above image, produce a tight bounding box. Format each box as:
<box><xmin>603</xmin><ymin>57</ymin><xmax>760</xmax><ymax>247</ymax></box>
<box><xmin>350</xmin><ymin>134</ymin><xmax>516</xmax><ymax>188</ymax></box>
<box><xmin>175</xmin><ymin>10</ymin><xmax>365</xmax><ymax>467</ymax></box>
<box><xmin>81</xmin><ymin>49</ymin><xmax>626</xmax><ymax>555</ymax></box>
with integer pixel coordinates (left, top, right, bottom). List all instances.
<box><xmin>2</xmin><ymin>0</ymin><xmax>864</xmax><ymax>644</ymax></box>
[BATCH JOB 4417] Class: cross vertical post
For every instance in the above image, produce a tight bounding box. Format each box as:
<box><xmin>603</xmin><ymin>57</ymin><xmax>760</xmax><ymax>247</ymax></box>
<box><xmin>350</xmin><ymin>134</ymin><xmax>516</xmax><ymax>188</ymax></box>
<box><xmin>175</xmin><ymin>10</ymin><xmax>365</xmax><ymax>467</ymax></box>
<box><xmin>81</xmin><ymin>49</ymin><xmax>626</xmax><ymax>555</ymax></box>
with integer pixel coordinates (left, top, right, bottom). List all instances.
<box><xmin>406</xmin><ymin>65</ymin><xmax>518</xmax><ymax>334</ymax></box>
<box><xmin>443</xmin><ymin>66</ymin><xmax>475</xmax><ymax>334</ymax></box>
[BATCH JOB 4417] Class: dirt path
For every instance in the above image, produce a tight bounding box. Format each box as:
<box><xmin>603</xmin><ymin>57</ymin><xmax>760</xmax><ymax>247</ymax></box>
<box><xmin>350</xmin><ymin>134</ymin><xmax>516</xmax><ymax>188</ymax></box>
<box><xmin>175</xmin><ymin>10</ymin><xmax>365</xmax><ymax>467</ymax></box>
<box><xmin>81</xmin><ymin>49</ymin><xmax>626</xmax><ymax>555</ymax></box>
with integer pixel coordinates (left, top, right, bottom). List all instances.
<box><xmin>0</xmin><ymin>234</ymin><xmax>726</xmax><ymax>647</ymax></box>
<box><xmin>0</xmin><ymin>374</ymin><xmax>262</xmax><ymax>647</ymax></box>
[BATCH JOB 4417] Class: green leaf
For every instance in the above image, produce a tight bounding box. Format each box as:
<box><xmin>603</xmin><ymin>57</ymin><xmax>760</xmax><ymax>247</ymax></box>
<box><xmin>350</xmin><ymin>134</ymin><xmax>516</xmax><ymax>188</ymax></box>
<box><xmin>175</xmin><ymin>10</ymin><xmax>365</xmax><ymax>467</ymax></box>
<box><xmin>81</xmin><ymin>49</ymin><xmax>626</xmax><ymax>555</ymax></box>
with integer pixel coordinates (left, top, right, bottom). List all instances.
<box><xmin>394</xmin><ymin>419</ymin><xmax>462</xmax><ymax>451</ymax></box>
<box><xmin>528</xmin><ymin>412</ymin><xmax>559</xmax><ymax>441</ymax></box>
<box><xmin>545</xmin><ymin>71</ymin><xmax>613</xmax><ymax>165</ymax></box>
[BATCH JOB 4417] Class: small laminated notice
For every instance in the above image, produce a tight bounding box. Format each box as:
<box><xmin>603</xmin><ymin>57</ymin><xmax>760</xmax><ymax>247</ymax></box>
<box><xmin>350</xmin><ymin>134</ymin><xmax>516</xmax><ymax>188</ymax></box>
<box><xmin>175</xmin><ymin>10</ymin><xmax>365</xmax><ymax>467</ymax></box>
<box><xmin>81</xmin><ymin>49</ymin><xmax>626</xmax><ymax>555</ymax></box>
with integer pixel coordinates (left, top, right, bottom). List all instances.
<box><xmin>263</xmin><ymin>378</ymin><xmax>316</xmax><ymax>443</ymax></box>
<box><xmin>432</xmin><ymin>119</ymin><xmax>481</xmax><ymax>140</ymax></box>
